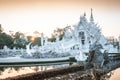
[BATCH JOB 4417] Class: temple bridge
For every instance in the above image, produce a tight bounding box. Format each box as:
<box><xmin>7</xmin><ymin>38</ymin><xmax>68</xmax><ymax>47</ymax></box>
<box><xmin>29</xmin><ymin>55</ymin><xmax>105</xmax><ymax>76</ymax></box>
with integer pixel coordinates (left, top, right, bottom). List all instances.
<box><xmin>0</xmin><ymin>57</ymin><xmax>77</xmax><ymax>67</ymax></box>
<box><xmin>1</xmin><ymin>53</ymin><xmax>120</xmax><ymax>80</ymax></box>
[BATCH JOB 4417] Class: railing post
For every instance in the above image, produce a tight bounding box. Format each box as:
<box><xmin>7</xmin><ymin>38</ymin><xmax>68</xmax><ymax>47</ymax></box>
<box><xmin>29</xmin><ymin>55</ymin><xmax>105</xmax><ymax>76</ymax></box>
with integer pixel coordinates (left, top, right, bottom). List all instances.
<box><xmin>69</xmin><ymin>57</ymin><xmax>77</xmax><ymax>66</ymax></box>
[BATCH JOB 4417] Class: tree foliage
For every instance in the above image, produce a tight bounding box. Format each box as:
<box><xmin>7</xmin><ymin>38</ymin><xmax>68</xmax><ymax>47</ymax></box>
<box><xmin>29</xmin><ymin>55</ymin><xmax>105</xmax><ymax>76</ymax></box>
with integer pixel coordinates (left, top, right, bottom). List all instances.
<box><xmin>0</xmin><ymin>25</ymin><xmax>67</xmax><ymax>49</ymax></box>
<box><xmin>32</xmin><ymin>37</ymin><xmax>41</xmax><ymax>46</ymax></box>
<box><xmin>13</xmin><ymin>32</ymin><xmax>28</xmax><ymax>48</ymax></box>
<box><xmin>0</xmin><ymin>24</ymin><xmax>3</xmax><ymax>33</ymax></box>
<box><xmin>50</xmin><ymin>27</ymin><xmax>65</xmax><ymax>42</ymax></box>
<box><xmin>0</xmin><ymin>33</ymin><xmax>13</xmax><ymax>49</ymax></box>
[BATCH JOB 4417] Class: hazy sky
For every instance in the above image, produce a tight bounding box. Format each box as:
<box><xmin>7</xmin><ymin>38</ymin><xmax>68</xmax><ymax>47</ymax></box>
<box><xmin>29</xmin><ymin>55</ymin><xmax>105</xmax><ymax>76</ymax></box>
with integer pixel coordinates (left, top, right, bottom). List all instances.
<box><xmin>0</xmin><ymin>0</ymin><xmax>120</xmax><ymax>38</ymax></box>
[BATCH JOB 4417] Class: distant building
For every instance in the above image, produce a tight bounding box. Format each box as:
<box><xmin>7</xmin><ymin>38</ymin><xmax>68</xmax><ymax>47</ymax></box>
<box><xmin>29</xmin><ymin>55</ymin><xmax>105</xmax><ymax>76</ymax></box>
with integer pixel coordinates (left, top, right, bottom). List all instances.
<box><xmin>106</xmin><ymin>36</ymin><xmax>118</xmax><ymax>46</ymax></box>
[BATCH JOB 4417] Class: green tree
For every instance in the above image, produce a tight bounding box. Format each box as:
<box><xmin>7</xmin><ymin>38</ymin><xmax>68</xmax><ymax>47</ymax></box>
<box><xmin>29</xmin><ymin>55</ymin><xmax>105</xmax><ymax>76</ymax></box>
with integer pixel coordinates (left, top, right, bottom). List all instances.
<box><xmin>0</xmin><ymin>38</ymin><xmax>5</xmax><ymax>49</ymax></box>
<box><xmin>26</xmin><ymin>36</ymin><xmax>32</xmax><ymax>42</ymax></box>
<box><xmin>53</xmin><ymin>28</ymin><xmax>64</xmax><ymax>36</ymax></box>
<box><xmin>0</xmin><ymin>25</ymin><xmax>14</xmax><ymax>48</ymax></box>
<box><xmin>0</xmin><ymin>24</ymin><xmax>3</xmax><ymax>33</ymax></box>
<box><xmin>13</xmin><ymin>32</ymin><xmax>28</xmax><ymax>48</ymax></box>
<box><xmin>9</xmin><ymin>30</ymin><xmax>14</xmax><ymax>38</ymax></box>
<box><xmin>32</xmin><ymin>37</ymin><xmax>41</xmax><ymax>46</ymax></box>
<box><xmin>0</xmin><ymin>33</ymin><xmax>13</xmax><ymax>49</ymax></box>
<box><xmin>50</xmin><ymin>27</ymin><xmax>65</xmax><ymax>42</ymax></box>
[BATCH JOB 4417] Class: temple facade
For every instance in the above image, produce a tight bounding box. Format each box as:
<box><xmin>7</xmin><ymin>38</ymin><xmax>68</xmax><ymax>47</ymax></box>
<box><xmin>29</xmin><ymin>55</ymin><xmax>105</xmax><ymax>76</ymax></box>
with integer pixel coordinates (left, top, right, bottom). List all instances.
<box><xmin>40</xmin><ymin>9</ymin><xmax>118</xmax><ymax>54</ymax></box>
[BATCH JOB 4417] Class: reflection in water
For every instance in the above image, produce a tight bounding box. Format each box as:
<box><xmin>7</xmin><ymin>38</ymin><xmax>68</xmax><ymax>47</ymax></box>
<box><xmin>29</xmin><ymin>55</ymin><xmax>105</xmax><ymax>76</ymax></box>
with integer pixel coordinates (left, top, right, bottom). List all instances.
<box><xmin>0</xmin><ymin>66</ymin><xmax>120</xmax><ymax>80</ymax></box>
<box><xmin>0</xmin><ymin>64</ymin><xmax>69</xmax><ymax>79</ymax></box>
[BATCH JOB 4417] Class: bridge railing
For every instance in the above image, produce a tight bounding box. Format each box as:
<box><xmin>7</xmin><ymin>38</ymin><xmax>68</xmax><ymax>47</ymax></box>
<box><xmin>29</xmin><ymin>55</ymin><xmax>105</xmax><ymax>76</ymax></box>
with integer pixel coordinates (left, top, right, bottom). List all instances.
<box><xmin>0</xmin><ymin>57</ymin><xmax>77</xmax><ymax>67</ymax></box>
<box><xmin>108</xmin><ymin>53</ymin><xmax>120</xmax><ymax>60</ymax></box>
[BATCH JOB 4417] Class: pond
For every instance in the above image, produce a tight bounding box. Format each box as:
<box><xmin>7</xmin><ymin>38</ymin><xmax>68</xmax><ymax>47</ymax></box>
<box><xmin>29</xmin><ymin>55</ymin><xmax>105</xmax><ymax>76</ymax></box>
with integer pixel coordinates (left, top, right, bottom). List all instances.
<box><xmin>0</xmin><ymin>64</ymin><xmax>69</xmax><ymax>79</ymax></box>
<box><xmin>1</xmin><ymin>67</ymin><xmax>120</xmax><ymax>79</ymax></box>
<box><xmin>0</xmin><ymin>56</ymin><xmax>120</xmax><ymax>80</ymax></box>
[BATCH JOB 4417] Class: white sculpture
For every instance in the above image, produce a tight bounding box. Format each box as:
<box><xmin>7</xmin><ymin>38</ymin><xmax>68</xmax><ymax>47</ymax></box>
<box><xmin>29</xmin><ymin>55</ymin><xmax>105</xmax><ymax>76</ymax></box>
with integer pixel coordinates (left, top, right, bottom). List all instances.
<box><xmin>24</xmin><ymin>9</ymin><xmax>119</xmax><ymax>59</ymax></box>
<box><xmin>38</xmin><ymin>9</ymin><xmax>118</xmax><ymax>54</ymax></box>
<box><xmin>41</xmin><ymin>33</ymin><xmax>44</xmax><ymax>46</ymax></box>
<box><xmin>3</xmin><ymin>45</ymin><xmax>9</xmax><ymax>53</ymax></box>
<box><xmin>26</xmin><ymin>43</ymin><xmax>32</xmax><ymax>56</ymax></box>
<box><xmin>56</xmin><ymin>34</ymin><xmax>59</xmax><ymax>42</ymax></box>
<box><xmin>44</xmin><ymin>37</ymin><xmax>48</xmax><ymax>45</ymax></box>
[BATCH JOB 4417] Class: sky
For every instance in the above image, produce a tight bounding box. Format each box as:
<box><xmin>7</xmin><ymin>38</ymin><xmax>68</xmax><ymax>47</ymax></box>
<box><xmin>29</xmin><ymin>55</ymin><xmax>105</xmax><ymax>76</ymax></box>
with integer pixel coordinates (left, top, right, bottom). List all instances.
<box><xmin>0</xmin><ymin>0</ymin><xmax>120</xmax><ymax>38</ymax></box>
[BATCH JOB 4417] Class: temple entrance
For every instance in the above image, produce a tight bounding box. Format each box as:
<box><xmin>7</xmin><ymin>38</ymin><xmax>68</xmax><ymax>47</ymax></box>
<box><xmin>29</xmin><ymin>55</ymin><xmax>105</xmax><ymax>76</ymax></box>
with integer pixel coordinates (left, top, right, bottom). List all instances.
<box><xmin>79</xmin><ymin>31</ymin><xmax>85</xmax><ymax>45</ymax></box>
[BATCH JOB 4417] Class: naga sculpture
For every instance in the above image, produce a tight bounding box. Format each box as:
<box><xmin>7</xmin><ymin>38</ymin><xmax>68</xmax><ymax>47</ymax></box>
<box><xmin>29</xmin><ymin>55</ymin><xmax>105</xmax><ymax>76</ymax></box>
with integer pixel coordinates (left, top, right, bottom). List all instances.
<box><xmin>86</xmin><ymin>41</ymin><xmax>109</xmax><ymax>69</ymax></box>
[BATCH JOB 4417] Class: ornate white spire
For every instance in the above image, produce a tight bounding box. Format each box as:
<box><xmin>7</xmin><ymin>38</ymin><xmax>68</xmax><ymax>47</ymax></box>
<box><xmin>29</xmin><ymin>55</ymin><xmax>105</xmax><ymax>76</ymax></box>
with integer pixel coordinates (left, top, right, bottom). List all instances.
<box><xmin>90</xmin><ymin>8</ymin><xmax>94</xmax><ymax>22</ymax></box>
<box><xmin>41</xmin><ymin>33</ymin><xmax>44</xmax><ymax>46</ymax></box>
<box><xmin>84</xmin><ymin>12</ymin><xmax>86</xmax><ymax>17</ymax></box>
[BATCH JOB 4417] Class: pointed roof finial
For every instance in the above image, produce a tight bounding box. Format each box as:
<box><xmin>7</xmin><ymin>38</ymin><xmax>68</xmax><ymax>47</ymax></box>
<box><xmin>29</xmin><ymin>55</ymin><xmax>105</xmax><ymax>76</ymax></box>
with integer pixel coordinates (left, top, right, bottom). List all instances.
<box><xmin>84</xmin><ymin>12</ymin><xmax>86</xmax><ymax>17</ymax></box>
<box><xmin>90</xmin><ymin>8</ymin><xmax>94</xmax><ymax>22</ymax></box>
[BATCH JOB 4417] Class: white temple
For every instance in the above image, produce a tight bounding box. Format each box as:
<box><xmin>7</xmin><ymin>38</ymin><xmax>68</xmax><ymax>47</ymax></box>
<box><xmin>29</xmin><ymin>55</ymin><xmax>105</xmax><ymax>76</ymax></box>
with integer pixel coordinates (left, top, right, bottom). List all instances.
<box><xmin>40</xmin><ymin>9</ymin><xmax>118</xmax><ymax>55</ymax></box>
